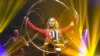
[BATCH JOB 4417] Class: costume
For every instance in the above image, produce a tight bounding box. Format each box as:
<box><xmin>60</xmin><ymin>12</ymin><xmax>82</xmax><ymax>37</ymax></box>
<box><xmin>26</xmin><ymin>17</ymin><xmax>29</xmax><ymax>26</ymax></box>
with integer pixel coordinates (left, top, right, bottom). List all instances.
<box><xmin>26</xmin><ymin>18</ymin><xmax>77</xmax><ymax>42</ymax></box>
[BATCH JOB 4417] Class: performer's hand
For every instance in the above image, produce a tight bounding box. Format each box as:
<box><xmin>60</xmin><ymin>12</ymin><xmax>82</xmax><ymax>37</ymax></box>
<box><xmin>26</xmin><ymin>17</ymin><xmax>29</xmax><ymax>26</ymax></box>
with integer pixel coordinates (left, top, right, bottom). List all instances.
<box><xmin>24</xmin><ymin>16</ymin><xmax>29</xmax><ymax>20</ymax></box>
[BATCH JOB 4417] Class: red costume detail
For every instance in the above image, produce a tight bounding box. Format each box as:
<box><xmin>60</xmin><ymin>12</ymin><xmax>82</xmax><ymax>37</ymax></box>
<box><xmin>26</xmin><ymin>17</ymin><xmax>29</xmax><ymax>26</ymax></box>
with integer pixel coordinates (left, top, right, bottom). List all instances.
<box><xmin>26</xmin><ymin>18</ymin><xmax>77</xmax><ymax>42</ymax></box>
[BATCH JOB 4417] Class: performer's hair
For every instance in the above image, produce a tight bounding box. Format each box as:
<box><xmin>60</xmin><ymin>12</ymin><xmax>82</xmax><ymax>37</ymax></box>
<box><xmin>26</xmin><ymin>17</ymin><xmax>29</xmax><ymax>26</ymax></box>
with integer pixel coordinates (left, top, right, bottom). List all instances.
<box><xmin>13</xmin><ymin>29</ymin><xmax>19</xmax><ymax>37</ymax></box>
<box><xmin>47</xmin><ymin>17</ymin><xmax>59</xmax><ymax>29</ymax></box>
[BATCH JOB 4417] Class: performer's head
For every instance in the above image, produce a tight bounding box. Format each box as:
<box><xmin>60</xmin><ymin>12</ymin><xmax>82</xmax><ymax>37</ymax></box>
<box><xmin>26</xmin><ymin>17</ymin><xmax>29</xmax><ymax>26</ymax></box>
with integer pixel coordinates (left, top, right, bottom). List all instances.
<box><xmin>47</xmin><ymin>17</ymin><xmax>59</xmax><ymax>29</ymax></box>
<box><xmin>13</xmin><ymin>29</ymin><xmax>19</xmax><ymax>37</ymax></box>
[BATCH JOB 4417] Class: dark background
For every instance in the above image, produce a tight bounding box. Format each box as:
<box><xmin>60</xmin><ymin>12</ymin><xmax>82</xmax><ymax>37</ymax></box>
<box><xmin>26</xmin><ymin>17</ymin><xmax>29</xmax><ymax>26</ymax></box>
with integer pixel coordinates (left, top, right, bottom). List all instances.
<box><xmin>0</xmin><ymin>0</ymin><xmax>100</xmax><ymax>56</ymax></box>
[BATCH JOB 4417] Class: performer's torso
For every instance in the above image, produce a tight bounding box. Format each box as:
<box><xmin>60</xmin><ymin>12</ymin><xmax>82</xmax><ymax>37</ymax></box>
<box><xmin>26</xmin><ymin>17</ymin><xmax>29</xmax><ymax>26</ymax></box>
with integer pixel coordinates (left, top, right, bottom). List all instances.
<box><xmin>46</xmin><ymin>29</ymin><xmax>61</xmax><ymax>42</ymax></box>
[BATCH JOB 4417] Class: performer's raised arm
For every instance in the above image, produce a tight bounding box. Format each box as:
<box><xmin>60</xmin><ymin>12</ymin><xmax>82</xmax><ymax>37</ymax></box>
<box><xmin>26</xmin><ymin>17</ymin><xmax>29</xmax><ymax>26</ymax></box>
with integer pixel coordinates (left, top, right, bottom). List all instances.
<box><xmin>25</xmin><ymin>16</ymin><xmax>46</xmax><ymax>34</ymax></box>
<box><xmin>60</xmin><ymin>14</ymin><xmax>79</xmax><ymax>33</ymax></box>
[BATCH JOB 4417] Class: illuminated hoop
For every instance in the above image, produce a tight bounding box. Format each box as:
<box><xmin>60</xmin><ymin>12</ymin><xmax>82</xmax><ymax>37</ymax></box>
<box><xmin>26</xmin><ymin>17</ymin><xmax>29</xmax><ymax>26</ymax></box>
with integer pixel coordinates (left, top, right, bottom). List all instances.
<box><xmin>24</xmin><ymin>0</ymin><xmax>79</xmax><ymax>54</ymax></box>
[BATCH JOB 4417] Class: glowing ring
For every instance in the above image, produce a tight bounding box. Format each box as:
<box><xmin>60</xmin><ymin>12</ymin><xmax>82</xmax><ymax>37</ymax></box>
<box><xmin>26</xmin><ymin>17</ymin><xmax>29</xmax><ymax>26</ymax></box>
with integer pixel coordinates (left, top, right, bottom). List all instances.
<box><xmin>25</xmin><ymin>0</ymin><xmax>79</xmax><ymax>54</ymax></box>
<box><xmin>25</xmin><ymin>11</ymin><xmax>56</xmax><ymax>53</ymax></box>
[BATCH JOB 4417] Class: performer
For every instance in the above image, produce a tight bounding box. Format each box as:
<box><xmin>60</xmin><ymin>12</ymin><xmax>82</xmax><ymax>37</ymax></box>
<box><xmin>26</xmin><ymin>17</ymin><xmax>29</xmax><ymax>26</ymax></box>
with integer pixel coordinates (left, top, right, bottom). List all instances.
<box><xmin>4</xmin><ymin>29</ymin><xmax>28</xmax><ymax>56</ymax></box>
<box><xmin>25</xmin><ymin>13</ymin><xmax>79</xmax><ymax>55</ymax></box>
<box><xmin>25</xmin><ymin>14</ymin><xmax>78</xmax><ymax>42</ymax></box>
